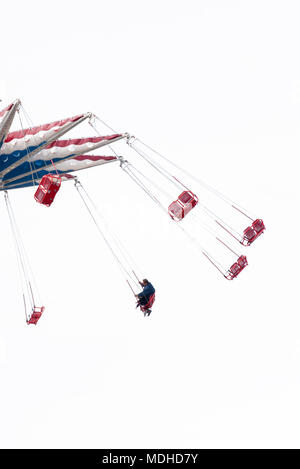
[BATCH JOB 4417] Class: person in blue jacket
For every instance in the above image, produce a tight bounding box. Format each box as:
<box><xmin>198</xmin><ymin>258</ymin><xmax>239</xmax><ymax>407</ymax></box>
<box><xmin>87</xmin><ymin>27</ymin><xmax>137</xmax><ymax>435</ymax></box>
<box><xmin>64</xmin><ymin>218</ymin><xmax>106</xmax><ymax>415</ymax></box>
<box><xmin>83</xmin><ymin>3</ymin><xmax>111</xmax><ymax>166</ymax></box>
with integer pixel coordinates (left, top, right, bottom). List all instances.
<box><xmin>135</xmin><ymin>279</ymin><xmax>155</xmax><ymax>316</ymax></box>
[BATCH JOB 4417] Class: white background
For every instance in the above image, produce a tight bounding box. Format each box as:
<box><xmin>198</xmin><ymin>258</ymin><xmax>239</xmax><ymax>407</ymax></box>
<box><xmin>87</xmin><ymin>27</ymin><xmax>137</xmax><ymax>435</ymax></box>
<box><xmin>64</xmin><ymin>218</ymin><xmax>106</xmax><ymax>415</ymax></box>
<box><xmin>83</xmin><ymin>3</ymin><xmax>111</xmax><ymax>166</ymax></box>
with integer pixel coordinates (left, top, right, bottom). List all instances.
<box><xmin>0</xmin><ymin>0</ymin><xmax>299</xmax><ymax>449</ymax></box>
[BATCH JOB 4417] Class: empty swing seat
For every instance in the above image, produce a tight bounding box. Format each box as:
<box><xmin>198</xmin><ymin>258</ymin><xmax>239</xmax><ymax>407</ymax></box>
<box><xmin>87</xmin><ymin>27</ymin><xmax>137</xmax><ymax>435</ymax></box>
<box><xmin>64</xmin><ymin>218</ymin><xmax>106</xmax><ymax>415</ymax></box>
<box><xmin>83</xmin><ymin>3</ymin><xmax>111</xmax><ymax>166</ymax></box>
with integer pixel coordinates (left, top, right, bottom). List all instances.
<box><xmin>168</xmin><ymin>191</ymin><xmax>198</xmax><ymax>221</ymax></box>
<box><xmin>242</xmin><ymin>219</ymin><xmax>265</xmax><ymax>245</ymax></box>
<box><xmin>27</xmin><ymin>306</ymin><xmax>45</xmax><ymax>325</ymax></box>
<box><xmin>34</xmin><ymin>174</ymin><xmax>61</xmax><ymax>207</ymax></box>
<box><xmin>226</xmin><ymin>255</ymin><xmax>248</xmax><ymax>280</ymax></box>
<box><xmin>140</xmin><ymin>293</ymin><xmax>155</xmax><ymax>313</ymax></box>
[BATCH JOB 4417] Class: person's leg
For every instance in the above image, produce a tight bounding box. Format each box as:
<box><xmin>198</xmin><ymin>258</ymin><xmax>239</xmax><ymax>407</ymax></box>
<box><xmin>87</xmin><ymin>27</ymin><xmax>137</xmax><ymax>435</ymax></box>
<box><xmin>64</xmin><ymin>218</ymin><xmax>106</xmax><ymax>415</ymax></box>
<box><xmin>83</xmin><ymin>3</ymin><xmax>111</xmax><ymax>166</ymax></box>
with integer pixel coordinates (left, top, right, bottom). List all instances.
<box><xmin>139</xmin><ymin>295</ymin><xmax>148</xmax><ymax>306</ymax></box>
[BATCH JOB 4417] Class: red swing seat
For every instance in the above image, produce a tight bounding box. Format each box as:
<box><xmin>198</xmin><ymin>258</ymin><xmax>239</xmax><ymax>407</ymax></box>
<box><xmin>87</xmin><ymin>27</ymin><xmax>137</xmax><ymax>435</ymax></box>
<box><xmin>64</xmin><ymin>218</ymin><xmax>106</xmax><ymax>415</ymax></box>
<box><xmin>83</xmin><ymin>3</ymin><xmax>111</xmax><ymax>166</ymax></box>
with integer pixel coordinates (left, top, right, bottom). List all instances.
<box><xmin>168</xmin><ymin>190</ymin><xmax>198</xmax><ymax>221</ymax></box>
<box><xmin>225</xmin><ymin>255</ymin><xmax>248</xmax><ymax>280</ymax></box>
<box><xmin>34</xmin><ymin>174</ymin><xmax>61</xmax><ymax>207</ymax></box>
<box><xmin>242</xmin><ymin>219</ymin><xmax>265</xmax><ymax>245</ymax></box>
<box><xmin>140</xmin><ymin>293</ymin><xmax>156</xmax><ymax>313</ymax></box>
<box><xmin>27</xmin><ymin>306</ymin><xmax>45</xmax><ymax>325</ymax></box>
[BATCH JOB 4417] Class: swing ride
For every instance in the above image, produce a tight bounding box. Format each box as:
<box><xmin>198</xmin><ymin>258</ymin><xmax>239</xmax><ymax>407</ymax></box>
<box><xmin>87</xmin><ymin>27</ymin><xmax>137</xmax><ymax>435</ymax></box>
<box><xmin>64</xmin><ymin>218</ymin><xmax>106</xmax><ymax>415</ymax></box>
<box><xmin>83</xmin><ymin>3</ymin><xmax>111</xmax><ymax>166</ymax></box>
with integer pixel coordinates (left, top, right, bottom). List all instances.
<box><xmin>0</xmin><ymin>99</ymin><xmax>265</xmax><ymax>325</ymax></box>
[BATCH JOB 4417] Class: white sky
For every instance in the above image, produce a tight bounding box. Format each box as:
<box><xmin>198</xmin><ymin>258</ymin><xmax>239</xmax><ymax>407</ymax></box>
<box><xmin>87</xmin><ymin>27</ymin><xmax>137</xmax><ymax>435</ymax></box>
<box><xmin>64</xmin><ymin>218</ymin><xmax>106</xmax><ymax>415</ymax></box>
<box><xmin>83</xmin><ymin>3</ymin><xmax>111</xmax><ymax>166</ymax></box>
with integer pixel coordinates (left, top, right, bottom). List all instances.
<box><xmin>0</xmin><ymin>0</ymin><xmax>299</xmax><ymax>449</ymax></box>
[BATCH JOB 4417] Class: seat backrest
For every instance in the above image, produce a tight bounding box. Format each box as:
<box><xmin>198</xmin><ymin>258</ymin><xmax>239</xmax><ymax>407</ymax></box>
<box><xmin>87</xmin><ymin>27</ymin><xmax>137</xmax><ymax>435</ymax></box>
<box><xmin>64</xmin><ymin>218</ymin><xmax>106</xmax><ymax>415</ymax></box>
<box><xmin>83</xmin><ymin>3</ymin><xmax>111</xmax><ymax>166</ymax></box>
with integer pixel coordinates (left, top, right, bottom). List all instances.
<box><xmin>230</xmin><ymin>263</ymin><xmax>240</xmax><ymax>276</ymax></box>
<box><xmin>147</xmin><ymin>293</ymin><xmax>155</xmax><ymax>308</ymax></box>
<box><xmin>178</xmin><ymin>191</ymin><xmax>198</xmax><ymax>207</ymax></box>
<box><xmin>244</xmin><ymin>226</ymin><xmax>256</xmax><ymax>240</ymax></box>
<box><xmin>41</xmin><ymin>175</ymin><xmax>52</xmax><ymax>191</ymax></box>
<box><xmin>140</xmin><ymin>293</ymin><xmax>155</xmax><ymax>312</ymax></box>
<box><xmin>237</xmin><ymin>255</ymin><xmax>247</xmax><ymax>268</ymax></box>
<box><xmin>178</xmin><ymin>191</ymin><xmax>193</xmax><ymax>205</ymax></box>
<box><xmin>252</xmin><ymin>219</ymin><xmax>265</xmax><ymax>233</ymax></box>
<box><xmin>168</xmin><ymin>201</ymin><xmax>184</xmax><ymax>221</ymax></box>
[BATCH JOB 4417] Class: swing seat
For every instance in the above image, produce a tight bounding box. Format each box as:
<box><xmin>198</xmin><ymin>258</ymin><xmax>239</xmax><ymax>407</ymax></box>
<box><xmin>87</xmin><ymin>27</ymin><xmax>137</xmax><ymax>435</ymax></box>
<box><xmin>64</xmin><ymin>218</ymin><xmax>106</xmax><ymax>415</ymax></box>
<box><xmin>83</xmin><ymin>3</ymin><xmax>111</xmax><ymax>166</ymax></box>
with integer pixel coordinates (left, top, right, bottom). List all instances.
<box><xmin>34</xmin><ymin>174</ymin><xmax>61</xmax><ymax>207</ymax></box>
<box><xmin>242</xmin><ymin>219</ymin><xmax>265</xmax><ymax>245</ymax></box>
<box><xmin>226</xmin><ymin>255</ymin><xmax>248</xmax><ymax>280</ymax></box>
<box><xmin>27</xmin><ymin>306</ymin><xmax>45</xmax><ymax>325</ymax></box>
<box><xmin>168</xmin><ymin>191</ymin><xmax>198</xmax><ymax>221</ymax></box>
<box><xmin>140</xmin><ymin>293</ymin><xmax>155</xmax><ymax>313</ymax></box>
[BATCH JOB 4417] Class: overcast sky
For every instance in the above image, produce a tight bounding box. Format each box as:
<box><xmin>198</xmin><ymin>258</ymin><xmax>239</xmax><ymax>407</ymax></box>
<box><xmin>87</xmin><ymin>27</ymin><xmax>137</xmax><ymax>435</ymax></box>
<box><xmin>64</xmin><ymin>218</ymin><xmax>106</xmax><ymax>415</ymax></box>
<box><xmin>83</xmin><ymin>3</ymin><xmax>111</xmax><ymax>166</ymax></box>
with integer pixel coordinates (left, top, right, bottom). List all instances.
<box><xmin>0</xmin><ymin>0</ymin><xmax>299</xmax><ymax>449</ymax></box>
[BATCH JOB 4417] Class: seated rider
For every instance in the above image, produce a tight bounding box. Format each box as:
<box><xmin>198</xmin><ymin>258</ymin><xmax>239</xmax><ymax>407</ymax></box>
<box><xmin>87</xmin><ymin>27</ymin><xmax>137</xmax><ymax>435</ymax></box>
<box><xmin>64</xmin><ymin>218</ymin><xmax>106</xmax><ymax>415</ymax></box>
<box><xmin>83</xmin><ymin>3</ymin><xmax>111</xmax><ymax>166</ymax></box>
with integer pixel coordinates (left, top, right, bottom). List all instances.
<box><xmin>135</xmin><ymin>279</ymin><xmax>155</xmax><ymax>316</ymax></box>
